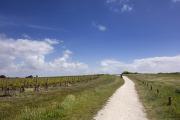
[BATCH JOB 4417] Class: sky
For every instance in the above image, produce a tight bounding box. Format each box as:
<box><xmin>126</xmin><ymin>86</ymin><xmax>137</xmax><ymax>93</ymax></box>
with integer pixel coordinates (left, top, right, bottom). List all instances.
<box><xmin>0</xmin><ymin>0</ymin><xmax>180</xmax><ymax>76</ymax></box>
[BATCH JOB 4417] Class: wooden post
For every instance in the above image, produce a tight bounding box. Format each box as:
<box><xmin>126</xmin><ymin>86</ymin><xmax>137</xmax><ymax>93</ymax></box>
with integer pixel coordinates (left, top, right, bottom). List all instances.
<box><xmin>20</xmin><ymin>86</ymin><xmax>25</xmax><ymax>93</ymax></box>
<box><xmin>157</xmin><ymin>89</ymin><xmax>159</xmax><ymax>94</ymax></box>
<box><xmin>21</xmin><ymin>79</ymin><xmax>26</xmax><ymax>92</ymax></box>
<box><xmin>150</xmin><ymin>85</ymin><xmax>152</xmax><ymax>90</ymax></box>
<box><xmin>168</xmin><ymin>97</ymin><xmax>172</xmax><ymax>105</ymax></box>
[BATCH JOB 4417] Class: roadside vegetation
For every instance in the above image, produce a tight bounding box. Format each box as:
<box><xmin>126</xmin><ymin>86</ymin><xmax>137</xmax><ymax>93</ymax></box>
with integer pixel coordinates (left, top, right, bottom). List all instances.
<box><xmin>0</xmin><ymin>75</ymin><xmax>124</xmax><ymax>120</ymax></box>
<box><xmin>127</xmin><ymin>73</ymin><xmax>180</xmax><ymax>120</ymax></box>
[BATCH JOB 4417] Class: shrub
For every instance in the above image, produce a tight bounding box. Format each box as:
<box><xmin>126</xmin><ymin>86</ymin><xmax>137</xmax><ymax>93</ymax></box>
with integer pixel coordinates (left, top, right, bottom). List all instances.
<box><xmin>0</xmin><ymin>75</ymin><xmax>6</xmax><ymax>78</ymax></box>
<box><xmin>26</xmin><ymin>75</ymin><xmax>33</xmax><ymax>78</ymax></box>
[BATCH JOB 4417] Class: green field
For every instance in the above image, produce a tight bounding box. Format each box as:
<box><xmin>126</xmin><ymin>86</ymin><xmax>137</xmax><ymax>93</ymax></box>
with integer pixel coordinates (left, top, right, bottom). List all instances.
<box><xmin>127</xmin><ymin>73</ymin><xmax>180</xmax><ymax>120</ymax></box>
<box><xmin>0</xmin><ymin>75</ymin><xmax>124</xmax><ymax>120</ymax></box>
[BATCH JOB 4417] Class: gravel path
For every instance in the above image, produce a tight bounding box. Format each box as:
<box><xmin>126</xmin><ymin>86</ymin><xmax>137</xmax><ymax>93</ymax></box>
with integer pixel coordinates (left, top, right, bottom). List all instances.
<box><xmin>94</xmin><ymin>76</ymin><xmax>148</xmax><ymax>120</ymax></box>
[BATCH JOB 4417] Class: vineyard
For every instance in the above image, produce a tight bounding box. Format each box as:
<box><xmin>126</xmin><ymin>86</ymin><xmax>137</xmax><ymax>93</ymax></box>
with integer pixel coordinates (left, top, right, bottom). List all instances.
<box><xmin>0</xmin><ymin>74</ymin><xmax>102</xmax><ymax>96</ymax></box>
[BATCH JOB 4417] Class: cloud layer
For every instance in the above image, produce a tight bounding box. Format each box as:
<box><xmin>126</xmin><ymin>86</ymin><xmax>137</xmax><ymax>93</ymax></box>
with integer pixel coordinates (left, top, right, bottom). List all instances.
<box><xmin>0</xmin><ymin>34</ymin><xmax>88</xmax><ymax>76</ymax></box>
<box><xmin>1</xmin><ymin>34</ymin><xmax>180</xmax><ymax>76</ymax></box>
<box><xmin>100</xmin><ymin>55</ymin><xmax>180</xmax><ymax>74</ymax></box>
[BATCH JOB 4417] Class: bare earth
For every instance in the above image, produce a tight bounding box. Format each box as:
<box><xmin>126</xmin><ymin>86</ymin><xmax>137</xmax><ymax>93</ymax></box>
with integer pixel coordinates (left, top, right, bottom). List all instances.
<box><xmin>94</xmin><ymin>76</ymin><xmax>148</xmax><ymax>120</ymax></box>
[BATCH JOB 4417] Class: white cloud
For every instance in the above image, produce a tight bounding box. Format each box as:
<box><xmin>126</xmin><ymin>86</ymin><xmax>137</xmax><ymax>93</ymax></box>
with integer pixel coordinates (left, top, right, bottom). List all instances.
<box><xmin>100</xmin><ymin>59</ymin><xmax>124</xmax><ymax>74</ymax></box>
<box><xmin>0</xmin><ymin>34</ymin><xmax>88</xmax><ymax>76</ymax></box>
<box><xmin>27</xmin><ymin>24</ymin><xmax>56</xmax><ymax>30</ymax></box>
<box><xmin>97</xmin><ymin>25</ymin><xmax>107</xmax><ymax>31</ymax></box>
<box><xmin>121</xmin><ymin>4</ymin><xmax>133</xmax><ymax>12</ymax></box>
<box><xmin>100</xmin><ymin>55</ymin><xmax>180</xmax><ymax>74</ymax></box>
<box><xmin>21</xmin><ymin>34</ymin><xmax>31</xmax><ymax>39</ymax></box>
<box><xmin>106</xmin><ymin>0</ymin><xmax>133</xmax><ymax>13</ymax></box>
<box><xmin>92</xmin><ymin>22</ymin><xmax>107</xmax><ymax>32</ymax></box>
<box><xmin>2</xmin><ymin>35</ymin><xmax>180</xmax><ymax>76</ymax></box>
<box><xmin>106</xmin><ymin>0</ymin><xmax>117</xmax><ymax>4</ymax></box>
<box><xmin>172</xmin><ymin>0</ymin><xmax>180</xmax><ymax>3</ymax></box>
<box><xmin>44</xmin><ymin>38</ymin><xmax>59</xmax><ymax>45</ymax></box>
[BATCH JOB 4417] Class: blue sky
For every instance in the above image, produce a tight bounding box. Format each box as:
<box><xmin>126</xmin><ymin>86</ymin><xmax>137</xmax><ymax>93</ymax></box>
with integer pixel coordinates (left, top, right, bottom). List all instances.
<box><xmin>0</xmin><ymin>0</ymin><xmax>180</xmax><ymax>76</ymax></box>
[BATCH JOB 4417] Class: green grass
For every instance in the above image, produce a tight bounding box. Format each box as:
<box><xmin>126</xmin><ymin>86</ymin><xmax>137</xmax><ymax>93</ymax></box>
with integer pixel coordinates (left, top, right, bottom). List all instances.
<box><xmin>127</xmin><ymin>73</ymin><xmax>180</xmax><ymax>120</ymax></box>
<box><xmin>0</xmin><ymin>75</ymin><xmax>124</xmax><ymax>120</ymax></box>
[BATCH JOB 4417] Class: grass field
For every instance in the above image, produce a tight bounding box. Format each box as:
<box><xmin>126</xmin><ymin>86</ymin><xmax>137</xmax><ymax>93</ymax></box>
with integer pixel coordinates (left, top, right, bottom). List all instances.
<box><xmin>0</xmin><ymin>75</ymin><xmax>124</xmax><ymax>120</ymax></box>
<box><xmin>127</xmin><ymin>73</ymin><xmax>180</xmax><ymax>120</ymax></box>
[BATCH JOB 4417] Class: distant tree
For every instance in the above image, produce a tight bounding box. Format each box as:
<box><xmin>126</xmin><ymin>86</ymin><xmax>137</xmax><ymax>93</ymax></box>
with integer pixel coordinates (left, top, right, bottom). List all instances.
<box><xmin>122</xmin><ymin>71</ymin><xmax>138</xmax><ymax>74</ymax></box>
<box><xmin>122</xmin><ymin>71</ymin><xmax>131</xmax><ymax>74</ymax></box>
<box><xmin>0</xmin><ymin>75</ymin><xmax>6</xmax><ymax>78</ymax></box>
<box><xmin>26</xmin><ymin>75</ymin><xmax>33</xmax><ymax>78</ymax></box>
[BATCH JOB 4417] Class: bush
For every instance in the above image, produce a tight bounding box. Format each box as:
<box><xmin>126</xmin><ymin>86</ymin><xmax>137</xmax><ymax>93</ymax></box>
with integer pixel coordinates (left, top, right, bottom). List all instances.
<box><xmin>0</xmin><ymin>75</ymin><xmax>6</xmax><ymax>78</ymax></box>
<box><xmin>122</xmin><ymin>71</ymin><xmax>138</xmax><ymax>74</ymax></box>
<box><xmin>26</xmin><ymin>75</ymin><xmax>33</xmax><ymax>78</ymax></box>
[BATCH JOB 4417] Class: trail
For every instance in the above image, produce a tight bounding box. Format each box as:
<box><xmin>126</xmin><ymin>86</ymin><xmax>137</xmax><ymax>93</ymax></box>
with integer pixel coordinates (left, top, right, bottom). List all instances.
<box><xmin>94</xmin><ymin>76</ymin><xmax>148</xmax><ymax>120</ymax></box>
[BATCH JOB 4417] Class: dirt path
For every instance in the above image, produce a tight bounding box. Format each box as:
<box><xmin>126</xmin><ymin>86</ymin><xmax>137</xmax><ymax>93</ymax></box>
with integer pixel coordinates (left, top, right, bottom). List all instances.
<box><xmin>94</xmin><ymin>76</ymin><xmax>148</xmax><ymax>120</ymax></box>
